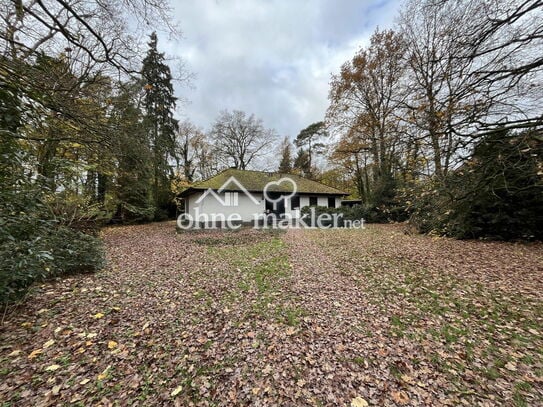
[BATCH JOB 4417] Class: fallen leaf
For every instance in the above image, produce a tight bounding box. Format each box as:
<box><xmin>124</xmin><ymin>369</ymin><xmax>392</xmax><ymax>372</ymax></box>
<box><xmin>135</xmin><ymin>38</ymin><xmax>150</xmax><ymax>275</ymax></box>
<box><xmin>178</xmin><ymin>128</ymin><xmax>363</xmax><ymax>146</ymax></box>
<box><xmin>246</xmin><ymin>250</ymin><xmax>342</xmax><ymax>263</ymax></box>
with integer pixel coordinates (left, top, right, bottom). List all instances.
<box><xmin>28</xmin><ymin>349</ymin><xmax>43</xmax><ymax>359</ymax></box>
<box><xmin>80</xmin><ymin>378</ymin><xmax>90</xmax><ymax>385</ymax></box>
<box><xmin>401</xmin><ymin>374</ymin><xmax>414</xmax><ymax>384</ymax></box>
<box><xmin>7</xmin><ymin>349</ymin><xmax>22</xmax><ymax>357</ymax></box>
<box><xmin>171</xmin><ymin>385</ymin><xmax>183</xmax><ymax>397</ymax></box>
<box><xmin>351</xmin><ymin>396</ymin><xmax>369</xmax><ymax>407</ymax></box>
<box><xmin>107</xmin><ymin>340</ymin><xmax>118</xmax><ymax>349</ymax></box>
<box><xmin>392</xmin><ymin>391</ymin><xmax>410</xmax><ymax>405</ymax></box>
<box><xmin>45</xmin><ymin>364</ymin><xmax>61</xmax><ymax>371</ymax></box>
<box><xmin>97</xmin><ymin>365</ymin><xmax>111</xmax><ymax>380</ymax></box>
<box><xmin>505</xmin><ymin>362</ymin><xmax>517</xmax><ymax>371</ymax></box>
<box><xmin>93</xmin><ymin>312</ymin><xmax>104</xmax><ymax>319</ymax></box>
<box><xmin>43</xmin><ymin>339</ymin><xmax>55</xmax><ymax>349</ymax></box>
<box><xmin>285</xmin><ymin>327</ymin><xmax>296</xmax><ymax>336</ymax></box>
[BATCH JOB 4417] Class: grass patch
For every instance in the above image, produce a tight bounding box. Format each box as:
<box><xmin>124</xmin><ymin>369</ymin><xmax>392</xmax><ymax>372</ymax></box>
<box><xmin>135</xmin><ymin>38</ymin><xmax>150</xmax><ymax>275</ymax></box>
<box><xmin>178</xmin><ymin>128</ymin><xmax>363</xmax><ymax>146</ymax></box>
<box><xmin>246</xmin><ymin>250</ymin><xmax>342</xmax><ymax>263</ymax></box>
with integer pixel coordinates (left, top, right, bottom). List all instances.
<box><xmin>308</xmin><ymin>227</ymin><xmax>543</xmax><ymax>403</ymax></box>
<box><xmin>207</xmin><ymin>235</ymin><xmax>306</xmax><ymax>324</ymax></box>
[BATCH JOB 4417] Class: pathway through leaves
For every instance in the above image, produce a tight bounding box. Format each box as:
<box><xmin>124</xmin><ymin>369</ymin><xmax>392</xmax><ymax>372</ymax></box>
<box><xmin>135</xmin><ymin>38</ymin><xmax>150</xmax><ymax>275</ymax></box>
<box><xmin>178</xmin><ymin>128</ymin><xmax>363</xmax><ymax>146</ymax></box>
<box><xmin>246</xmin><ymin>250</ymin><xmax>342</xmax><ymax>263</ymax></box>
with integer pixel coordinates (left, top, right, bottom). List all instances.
<box><xmin>1</xmin><ymin>222</ymin><xmax>542</xmax><ymax>406</ymax></box>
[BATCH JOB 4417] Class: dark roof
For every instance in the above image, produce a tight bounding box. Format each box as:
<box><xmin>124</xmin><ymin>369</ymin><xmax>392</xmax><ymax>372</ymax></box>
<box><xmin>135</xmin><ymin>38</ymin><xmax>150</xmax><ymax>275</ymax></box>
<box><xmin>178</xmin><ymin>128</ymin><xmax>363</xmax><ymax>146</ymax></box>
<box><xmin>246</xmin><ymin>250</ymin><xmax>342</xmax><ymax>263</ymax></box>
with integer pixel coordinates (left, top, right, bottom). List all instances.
<box><xmin>179</xmin><ymin>168</ymin><xmax>348</xmax><ymax>197</ymax></box>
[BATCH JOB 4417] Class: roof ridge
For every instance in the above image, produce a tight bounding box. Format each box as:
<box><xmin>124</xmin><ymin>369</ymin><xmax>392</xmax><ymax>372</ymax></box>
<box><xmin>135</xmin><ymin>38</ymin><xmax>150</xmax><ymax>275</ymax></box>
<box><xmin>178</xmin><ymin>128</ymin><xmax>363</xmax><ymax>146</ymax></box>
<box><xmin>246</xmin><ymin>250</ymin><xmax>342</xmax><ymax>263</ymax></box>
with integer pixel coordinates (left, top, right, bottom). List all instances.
<box><xmin>182</xmin><ymin>168</ymin><xmax>348</xmax><ymax>196</ymax></box>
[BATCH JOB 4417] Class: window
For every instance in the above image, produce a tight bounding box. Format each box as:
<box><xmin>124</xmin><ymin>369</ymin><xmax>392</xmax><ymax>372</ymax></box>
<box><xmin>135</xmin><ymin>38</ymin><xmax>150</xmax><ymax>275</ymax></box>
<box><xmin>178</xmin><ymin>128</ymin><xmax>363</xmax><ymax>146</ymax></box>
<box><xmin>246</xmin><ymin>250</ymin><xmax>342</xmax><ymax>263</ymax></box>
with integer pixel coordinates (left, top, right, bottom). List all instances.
<box><xmin>224</xmin><ymin>192</ymin><xmax>239</xmax><ymax>206</ymax></box>
<box><xmin>309</xmin><ymin>196</ymin><xmax>318</xmax><ymax>206</ymax></box>
<box><xmin>328</xmin><ymin>197</ymin><xmax>336</xmax><ymax>208</ymax></box>
<box><xmin>290</xmin><ymin>195</ymin><xmax>300</xmax><ymax>209</ymax></box>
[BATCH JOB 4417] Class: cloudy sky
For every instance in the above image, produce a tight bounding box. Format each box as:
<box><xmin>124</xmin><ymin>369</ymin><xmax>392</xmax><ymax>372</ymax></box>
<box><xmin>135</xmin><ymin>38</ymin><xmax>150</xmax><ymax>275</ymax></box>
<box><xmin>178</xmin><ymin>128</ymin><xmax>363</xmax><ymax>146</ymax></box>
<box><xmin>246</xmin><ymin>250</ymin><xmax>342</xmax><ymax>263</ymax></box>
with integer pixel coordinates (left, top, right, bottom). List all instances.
<box><xmin>162</xmin><ymin>0</ymin><xmax>402</xmax><ymax>138</ymax></box>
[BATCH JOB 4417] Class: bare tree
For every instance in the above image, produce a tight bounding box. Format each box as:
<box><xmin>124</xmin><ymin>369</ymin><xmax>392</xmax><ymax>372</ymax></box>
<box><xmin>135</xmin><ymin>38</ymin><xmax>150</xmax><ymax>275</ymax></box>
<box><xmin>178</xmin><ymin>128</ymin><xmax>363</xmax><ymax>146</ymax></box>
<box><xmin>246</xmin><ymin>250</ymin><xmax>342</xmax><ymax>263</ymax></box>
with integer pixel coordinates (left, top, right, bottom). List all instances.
<box><xmin>460</xmin><ymin>0</ymin><xmax>543</xmax><ymax>131</ymax></box>
<box><xmin>210</xmin><ymin>110</ymin><xmax>277</xmax><ymax>170</ymax></box>
<box><xmin>195</xmin><ymin>136</ymin><xmax>220</xmax><ymax>180</ymax></box>
<box><xmin>398</xmin><ymin>0</ymin><xmax>543</xmax><ymax>179</ymax></box>
<box><xmin>398</xmin><ymin>0</ymin><xmax>493</xmax><ymax>177</ymax></box>
<box><xmin>0</xmin><ymin>0</ymin><xmax>177</xmax><ymax>71</ymax></box>
<box><xmin>174</xmin><ymin>120</ymin><xmax>207</xmax><ymax>183</ymax></box>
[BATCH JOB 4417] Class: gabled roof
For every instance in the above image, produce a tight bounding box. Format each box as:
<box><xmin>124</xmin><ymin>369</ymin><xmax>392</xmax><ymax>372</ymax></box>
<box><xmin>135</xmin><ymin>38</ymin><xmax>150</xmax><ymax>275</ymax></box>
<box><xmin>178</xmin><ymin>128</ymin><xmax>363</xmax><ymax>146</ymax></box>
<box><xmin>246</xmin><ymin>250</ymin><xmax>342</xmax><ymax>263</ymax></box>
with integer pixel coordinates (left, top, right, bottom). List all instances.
<box><xmin>179</xmin><ymin>168</ymin><xmax>348</xmax><ymax>197</ymax></box>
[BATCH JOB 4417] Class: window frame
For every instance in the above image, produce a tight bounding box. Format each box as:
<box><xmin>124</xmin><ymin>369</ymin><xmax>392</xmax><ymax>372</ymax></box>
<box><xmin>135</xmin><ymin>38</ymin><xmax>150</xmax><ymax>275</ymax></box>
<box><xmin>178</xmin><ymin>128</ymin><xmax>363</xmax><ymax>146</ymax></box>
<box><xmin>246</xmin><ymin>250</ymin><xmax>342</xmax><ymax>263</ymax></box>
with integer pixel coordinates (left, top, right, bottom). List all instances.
<box><xmin>224</xmin><ymin>191</ymin><xmax>239</xmax><ymax>206</ymax></box>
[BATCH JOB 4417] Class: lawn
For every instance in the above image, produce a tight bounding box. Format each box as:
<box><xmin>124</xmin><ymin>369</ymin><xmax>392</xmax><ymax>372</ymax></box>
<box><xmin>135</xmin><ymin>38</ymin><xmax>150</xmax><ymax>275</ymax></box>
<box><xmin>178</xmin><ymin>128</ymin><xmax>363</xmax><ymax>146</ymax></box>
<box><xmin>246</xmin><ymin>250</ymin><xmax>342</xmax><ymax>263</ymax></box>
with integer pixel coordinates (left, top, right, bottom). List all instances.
<box><xmin>0</xmin><ymin>223</ymin><xmax>542</xmax><ymax>406</ymax></box>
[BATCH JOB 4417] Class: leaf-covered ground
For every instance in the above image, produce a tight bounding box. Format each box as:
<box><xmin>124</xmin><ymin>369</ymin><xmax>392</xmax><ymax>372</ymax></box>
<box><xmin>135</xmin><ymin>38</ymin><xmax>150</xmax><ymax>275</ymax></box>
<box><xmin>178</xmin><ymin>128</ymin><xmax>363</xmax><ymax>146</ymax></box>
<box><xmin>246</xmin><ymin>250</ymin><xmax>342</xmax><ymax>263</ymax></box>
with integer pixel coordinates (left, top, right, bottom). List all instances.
<box><xmin>1</xmin><ymin>222</ymin><xmax>542</xmax><ymax>406</ymax></box>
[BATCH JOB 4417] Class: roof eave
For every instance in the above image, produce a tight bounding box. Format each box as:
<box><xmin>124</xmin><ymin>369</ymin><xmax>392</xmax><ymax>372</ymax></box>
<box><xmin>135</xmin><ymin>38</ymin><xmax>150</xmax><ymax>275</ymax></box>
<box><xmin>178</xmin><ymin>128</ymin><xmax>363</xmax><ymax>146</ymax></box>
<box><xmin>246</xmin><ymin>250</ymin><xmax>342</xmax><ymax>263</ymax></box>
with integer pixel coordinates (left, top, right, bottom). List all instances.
<box><xmin>179</xmin><ymin>188</ymin><xmax>349</xmax><ymax>198</ymax></box>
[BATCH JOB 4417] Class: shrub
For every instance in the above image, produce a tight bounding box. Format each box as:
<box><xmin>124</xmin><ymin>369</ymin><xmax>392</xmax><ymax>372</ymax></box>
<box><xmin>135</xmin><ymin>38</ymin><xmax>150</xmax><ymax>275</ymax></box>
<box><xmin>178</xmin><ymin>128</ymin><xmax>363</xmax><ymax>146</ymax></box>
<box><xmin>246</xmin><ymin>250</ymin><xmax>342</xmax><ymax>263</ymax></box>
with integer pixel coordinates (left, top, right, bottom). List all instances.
<box><xmin>300</xmin><ymin>204</ymin><xmax>369</xmax><ymax>226</ymax></box>
<box><xmin>0</xmin><ymin>226</ymin><xmax>105</xmax><ymax>303</ymax></box>
<box><xmin>0</xmin><ymin>157</ymin><xmax>105</xmax><ymax>303</ymax></box>
<box><xmin>407</xmin><ymin>129</ymin><xmax>543</xmax><ymax>240</ymax></box>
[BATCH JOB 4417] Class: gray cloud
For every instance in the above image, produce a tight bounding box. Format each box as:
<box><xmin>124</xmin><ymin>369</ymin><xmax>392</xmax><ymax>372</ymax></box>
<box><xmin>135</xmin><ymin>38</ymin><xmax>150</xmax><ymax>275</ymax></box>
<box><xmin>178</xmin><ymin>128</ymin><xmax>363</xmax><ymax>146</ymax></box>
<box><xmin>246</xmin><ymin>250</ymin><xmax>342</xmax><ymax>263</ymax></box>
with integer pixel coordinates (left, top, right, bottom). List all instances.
<box><xmin>162</xmin><ymin>0</ymin><xmax>402</xmax><ymax>138</ymax></box>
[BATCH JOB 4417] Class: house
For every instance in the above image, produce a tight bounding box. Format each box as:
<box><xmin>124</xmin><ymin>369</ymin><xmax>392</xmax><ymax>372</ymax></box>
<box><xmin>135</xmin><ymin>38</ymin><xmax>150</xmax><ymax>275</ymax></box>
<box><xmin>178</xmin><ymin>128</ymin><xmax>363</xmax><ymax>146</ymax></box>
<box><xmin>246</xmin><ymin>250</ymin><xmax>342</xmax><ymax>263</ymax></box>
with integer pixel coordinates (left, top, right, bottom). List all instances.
<box><xmin>178</xmin><ymin>168</ymin><xmax>348</xmax><ymax>226</ymax></box>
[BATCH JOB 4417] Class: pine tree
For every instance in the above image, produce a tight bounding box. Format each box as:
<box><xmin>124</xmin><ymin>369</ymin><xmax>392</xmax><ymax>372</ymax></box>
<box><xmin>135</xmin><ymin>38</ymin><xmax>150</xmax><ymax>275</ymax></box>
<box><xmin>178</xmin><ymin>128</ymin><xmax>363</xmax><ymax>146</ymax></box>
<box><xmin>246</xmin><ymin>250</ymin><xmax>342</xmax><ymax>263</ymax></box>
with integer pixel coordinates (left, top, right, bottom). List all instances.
<box><xmin>295</xmin><ymin>121</ymin><xmax>327</xmax><ymax>172</ymax></box>
<box><xmin>278</xmin><ymin>137</ymin><xmax>293</xmax><ymax>173</ymax></box>
<box><xmin>141</xmin><ymin>32</ymin><xmax>178</xmax><ymax>219</ymax></box>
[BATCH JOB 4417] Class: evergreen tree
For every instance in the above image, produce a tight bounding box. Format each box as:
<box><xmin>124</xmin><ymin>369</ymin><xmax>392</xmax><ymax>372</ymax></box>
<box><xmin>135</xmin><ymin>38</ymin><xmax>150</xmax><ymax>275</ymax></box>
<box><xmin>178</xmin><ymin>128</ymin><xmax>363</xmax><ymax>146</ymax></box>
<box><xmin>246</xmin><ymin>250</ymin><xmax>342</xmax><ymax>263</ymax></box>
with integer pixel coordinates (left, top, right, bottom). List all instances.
<box><xmin>278</xmin><ymin>137</ymin><xmax>293</xmax><ymax>173</ymax></box>
<box><xmin>141</xmin><ymin>32</ymin><xmax>178</xmax><ymax>219</ymax></box>
<box><xmin>110</xmin><ymin>82</ymin><xmax>154</xmax><ymax>222</ymax></box>
<box><xmin>293</xmin><ymin>148</ymin><xmax>312</xmax><ymax>178</ymax></box>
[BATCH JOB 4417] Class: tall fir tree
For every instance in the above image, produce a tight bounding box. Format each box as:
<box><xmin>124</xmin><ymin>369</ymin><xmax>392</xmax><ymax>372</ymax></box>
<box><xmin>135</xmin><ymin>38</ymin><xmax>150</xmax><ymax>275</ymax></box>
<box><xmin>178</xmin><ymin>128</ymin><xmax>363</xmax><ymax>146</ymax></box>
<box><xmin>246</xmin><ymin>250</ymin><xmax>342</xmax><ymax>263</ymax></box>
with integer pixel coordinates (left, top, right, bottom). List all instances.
<box><xmin>141</xmin><ymin>32</ymin><xmax>178</xmax><ymax>219</ymax></box>
<box><xmin>110</xmin><ymin>82</ymin><xmax>154</xmax><ymax>222</ymax></box>
<box><xmin>293</xmin><ymin>148</ymin><xmax>312</xmax><ymax>178</ymax></box>
<box><xmin>278</xmin><ymin>137</ymin><xmax>293</xmax><ymax>173</ymax></box>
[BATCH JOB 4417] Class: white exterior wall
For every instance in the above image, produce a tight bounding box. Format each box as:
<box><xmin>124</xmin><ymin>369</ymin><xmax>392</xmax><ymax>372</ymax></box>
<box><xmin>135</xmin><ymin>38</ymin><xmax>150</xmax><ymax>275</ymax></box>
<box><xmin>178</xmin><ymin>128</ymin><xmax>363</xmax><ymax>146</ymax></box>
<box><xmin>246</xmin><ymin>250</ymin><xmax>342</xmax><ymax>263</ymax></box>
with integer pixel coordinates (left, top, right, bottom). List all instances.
<box><xmin>186</xmin><ymin>192</ymin><xmax>343</xmax><ymax>224</ymax></box>
<box><xmin>284</xmin><ymin>195</ymin><xmax>343</xmax><ymax>219</ymax></box>
<box><xmin>187</xmin><ymin>192</ymin><xmax>265</xmax><ymax>222</ymax></box>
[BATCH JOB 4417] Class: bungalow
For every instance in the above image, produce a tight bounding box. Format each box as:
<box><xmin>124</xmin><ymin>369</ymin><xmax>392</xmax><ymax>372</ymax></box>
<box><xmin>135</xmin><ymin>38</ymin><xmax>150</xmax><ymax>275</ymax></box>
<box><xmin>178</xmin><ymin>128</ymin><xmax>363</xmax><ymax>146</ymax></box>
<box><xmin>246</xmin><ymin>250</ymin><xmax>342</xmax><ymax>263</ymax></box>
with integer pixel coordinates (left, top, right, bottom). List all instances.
<box><xmin>178</xmin><ymin>168</ymin><xmax>348</xmax><ymax>226</ymax></box>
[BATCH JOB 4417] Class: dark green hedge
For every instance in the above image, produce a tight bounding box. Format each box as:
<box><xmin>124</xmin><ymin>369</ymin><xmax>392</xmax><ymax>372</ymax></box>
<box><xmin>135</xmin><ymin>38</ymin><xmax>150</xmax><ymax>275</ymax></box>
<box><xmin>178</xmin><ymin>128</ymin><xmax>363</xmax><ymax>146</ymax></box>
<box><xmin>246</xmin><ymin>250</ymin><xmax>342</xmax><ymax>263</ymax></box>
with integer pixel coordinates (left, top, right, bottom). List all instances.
<box><xmin>406</xmin><ymin>130</ymin><xmax>543</xmax><ymax>240</ymax></box>
<box><xmin>0</xmin><ymin>176</ymin><xmax>105</xmax><ymax>303</ymax></box>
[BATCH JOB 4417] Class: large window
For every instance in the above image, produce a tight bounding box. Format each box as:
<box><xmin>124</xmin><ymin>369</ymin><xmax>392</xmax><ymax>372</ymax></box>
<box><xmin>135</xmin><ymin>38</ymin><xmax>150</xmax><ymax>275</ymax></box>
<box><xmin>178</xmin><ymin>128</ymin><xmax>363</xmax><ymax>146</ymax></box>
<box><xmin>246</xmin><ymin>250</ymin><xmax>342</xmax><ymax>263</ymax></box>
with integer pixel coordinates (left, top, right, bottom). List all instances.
<box><xmin>309</xmin><ymin>196</ymin><xmax>318</xmax><ymax>206</ymax></box>
<box><xmin>224</xmin><ymin>192</ymin><xmax>239</xmax><ymax>206</ymax></box>
<box><xmin>328</xmin><ymin>197</ymin><xmax>336</xmax><ymax>208</ymax></box>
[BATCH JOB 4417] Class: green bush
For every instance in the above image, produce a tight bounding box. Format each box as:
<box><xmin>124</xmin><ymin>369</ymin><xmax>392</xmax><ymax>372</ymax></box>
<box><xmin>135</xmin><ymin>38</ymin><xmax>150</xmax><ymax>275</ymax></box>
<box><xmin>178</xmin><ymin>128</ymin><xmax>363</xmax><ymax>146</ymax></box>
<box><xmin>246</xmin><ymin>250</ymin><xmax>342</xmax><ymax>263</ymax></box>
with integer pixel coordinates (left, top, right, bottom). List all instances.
<box><xmin>407</xmin><ymin>129</ymin><xmax>543</xmax><ymax>240</ymax></box>
<box><xmin>300</xmin><ymin>197</ymin><xmax>408</xmax><ymax>225</ymax></box>
<box><xmin>0</xmin><ymin>226</ymin><xmax>105</xmax><ymax>303</ymax></box>
<box><xmin>0</xmin><ymin>157</ymin><xmax>105</xmax><ymax>303</ymax></box>
<box><xmin>300</xmin><ymin>204</ymin><xmax>369</xmax><ymax>226</ymax></box>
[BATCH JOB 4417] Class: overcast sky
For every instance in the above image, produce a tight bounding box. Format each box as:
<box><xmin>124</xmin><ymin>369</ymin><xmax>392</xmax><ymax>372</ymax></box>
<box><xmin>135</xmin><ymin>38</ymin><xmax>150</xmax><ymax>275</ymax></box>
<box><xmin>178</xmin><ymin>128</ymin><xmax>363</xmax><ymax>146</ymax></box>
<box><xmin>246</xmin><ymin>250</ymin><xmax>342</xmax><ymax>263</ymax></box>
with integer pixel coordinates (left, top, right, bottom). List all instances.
<box><xmin>162</xmin><ymin>0</ymin><xmax>402</xmax><ymax>139</ymax></box>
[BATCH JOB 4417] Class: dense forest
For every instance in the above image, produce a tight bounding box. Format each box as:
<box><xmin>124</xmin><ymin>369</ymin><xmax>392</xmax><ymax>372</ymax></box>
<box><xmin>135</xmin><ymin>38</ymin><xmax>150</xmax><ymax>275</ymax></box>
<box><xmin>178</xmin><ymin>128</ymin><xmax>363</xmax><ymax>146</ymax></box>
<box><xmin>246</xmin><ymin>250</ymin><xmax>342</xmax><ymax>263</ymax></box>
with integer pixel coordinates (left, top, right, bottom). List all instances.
<box><xmin>1</xmin><ymin>0</ymin><xmax>542</xmax><ymax>302</ymax></box>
